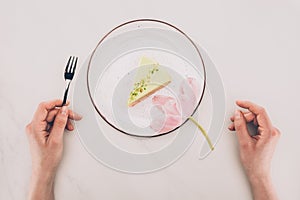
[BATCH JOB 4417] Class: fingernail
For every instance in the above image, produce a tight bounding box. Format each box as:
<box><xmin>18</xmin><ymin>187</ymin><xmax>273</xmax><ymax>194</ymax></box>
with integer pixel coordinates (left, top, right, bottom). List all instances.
<box><xmin>72</xmin><ymin>111</ymin><xmax>83</xmax><ymax>120</ymax></box>
<box><xmin>61</xmin><ymin>106</ymin><xmax>68</xmax><ymax>115</ymax></box>
<box><xmin>235</xmin><ymin>110</ymin><xmax>241</xmax><ymax>119</ymax></box>
<box><xmin>77</xmin><ymin>113</ymin><xmax>83</xmax><ymax>119</ymax></box>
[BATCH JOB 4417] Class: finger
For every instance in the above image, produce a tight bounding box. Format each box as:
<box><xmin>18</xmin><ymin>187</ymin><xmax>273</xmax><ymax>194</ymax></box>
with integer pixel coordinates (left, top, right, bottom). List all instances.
<box><xmin>33</xmin><ymin>99</ymin><xmax>63</xmax><ymax>122</ymax></box>
<box><xmin>230</xmin><ymin>111</ymin><xmax>255</xmax><ymax>123</ymax></box>
<box><xmin>253</xmin><ymin>117</ymin><xmax>258</xmax><ymax>126</ymax></box>
<box><xmin>236</xmin><ymin>100</ymin><xmax>272</xmax><ymax>129</ymax></box>
<box><xmin>234</xmin><ymin>110</ymin><xmax>252</xmax><ymax>144</ymax></box>
<box><xmin>228</xmin><ymin>123</ymin><xmax>235</xmax><ymax>131</ymax></box>
<box><xmin>66</xmin><ymin>119</ymin><xmax>74</xmax><ymax>131</ymax></box>
<box><xmin>48</xmin><ymin>106</ymin><xmax>68</xmax><ymax>144</ymax></box>
<box><xmin>244</xmin><ymin>112</ymin><xmax>255</xmax><ymax>122</ymax></box>
<box><xmin>46</xmin><ymin>109</ymin><xmax>59</xmax><ymax>123</ymax></box>
<box><xmin>236</xmin><ymin>100</ymin><xmax>264</xmax><ymax>115</ymax></box>
<box><xmin>229</xmin><ymin>111</ymin><xmax>257</xmax><ymax>132</ymax></box>
<box><xmin>47</xmin><ymin>115</ymin><xmax>74</xmax><ymax>131</ymax></box>
<box><xmin>46</xmin><ymin>108</ymin><xmax>82</xmax><ymax>123</ymax></box>
<box><xmin>238</xmin><ymin>112</ymin><xmax>258</xmax><ymax>126</ymax></box>
<box><xmin>68</xmin><ymin>109</ymin><xmax>82</xmax><ymax>121</ymax></box>
<box><xmin>230</xmin><ymin>111</ymin><xmax>252</xmax><ymax>121</ymax></box>
<box><xmin>252</xmin><ymin>135</ymin><xmax>261</xmax><ymax>140</ymax></box>
<box><xmin>35</xmin><ymin>101</ymin><xmax>70</xmax><ymax>123</ymax></box>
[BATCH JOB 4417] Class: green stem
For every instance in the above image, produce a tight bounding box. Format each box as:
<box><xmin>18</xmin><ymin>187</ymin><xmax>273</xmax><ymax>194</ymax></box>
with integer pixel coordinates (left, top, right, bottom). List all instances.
<box><xmin>188</xmin><ymin>117</ymin><xmax>214</xmax><ymax>151</ymax></box>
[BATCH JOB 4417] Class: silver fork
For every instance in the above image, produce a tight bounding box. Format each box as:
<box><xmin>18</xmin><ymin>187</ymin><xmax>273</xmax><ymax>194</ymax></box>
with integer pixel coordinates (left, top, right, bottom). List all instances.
<box><xmin>62</xmin><ymin>56</ymin><xmax>78</xmax><ymax>106</ymax></box>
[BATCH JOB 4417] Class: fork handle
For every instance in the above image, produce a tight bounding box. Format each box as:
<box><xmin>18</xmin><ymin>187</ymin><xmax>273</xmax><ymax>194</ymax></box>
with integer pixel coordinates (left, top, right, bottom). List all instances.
<box><xmin>62</xmin><ymin>82</ymin><xmax>71</xmax><ymax>106</ymax></box>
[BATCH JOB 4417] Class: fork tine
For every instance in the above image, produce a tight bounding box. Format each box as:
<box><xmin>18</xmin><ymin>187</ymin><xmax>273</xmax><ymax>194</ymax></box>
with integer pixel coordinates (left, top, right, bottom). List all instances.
<box><xmin>65</xmin><ymin>56</ymin><xmax>72</xmax><ymax>72</ymax></box>
<box><xmin>68</xmin><ymin>56</ymin><xmax>75</xmax><ymax>73</ymax></box>
<box><xmin>72</xmin><ymin>57</ymin><xmax>78</xmax><ymax>74</ymax></box>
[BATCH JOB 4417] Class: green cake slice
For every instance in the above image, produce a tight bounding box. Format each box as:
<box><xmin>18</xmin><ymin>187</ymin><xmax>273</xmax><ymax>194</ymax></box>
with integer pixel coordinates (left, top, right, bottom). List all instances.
<box><xmin>127</xmin><ymin>57</ymin><xmax>172</xmax><ymax>107</ymax></box>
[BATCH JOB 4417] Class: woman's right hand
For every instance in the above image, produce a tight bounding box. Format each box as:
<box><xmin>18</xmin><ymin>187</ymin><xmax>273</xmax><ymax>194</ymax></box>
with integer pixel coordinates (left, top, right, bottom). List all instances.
<box><xmin>228</xmin><ymin>100</ymin><xmax>280</xmax><ymax>200</ymax></box>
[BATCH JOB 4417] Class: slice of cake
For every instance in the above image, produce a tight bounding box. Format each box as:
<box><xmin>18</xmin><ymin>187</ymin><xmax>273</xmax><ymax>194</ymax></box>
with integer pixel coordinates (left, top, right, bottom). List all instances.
<box><xmin>127</xmin><ymin>56</ymin><xmax>172</xmax><ymax>107</ymax></box>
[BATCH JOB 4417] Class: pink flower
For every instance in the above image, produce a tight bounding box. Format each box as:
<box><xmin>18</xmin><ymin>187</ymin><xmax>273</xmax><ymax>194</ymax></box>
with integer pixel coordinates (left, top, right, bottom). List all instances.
<box><xmin>150</xmin><ymin>77</ymin><xmax>199</xmax><ymax>133</ymax></box>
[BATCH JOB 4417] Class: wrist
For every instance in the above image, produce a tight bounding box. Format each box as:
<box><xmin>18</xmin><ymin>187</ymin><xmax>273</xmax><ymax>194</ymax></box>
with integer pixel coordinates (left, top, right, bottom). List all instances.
<box><xmin>248</xmin><ymin>173</ymin><xmax>272</xmax><ymax>187</ymax></box>
<box><xmin>29</xmin><ymin>169</ymin><xmax>56</xmax><ymax>200</ymax></box>
<box><xmin>31</xmin><ymin>167</ymin><xmax>56</xmax><ymax>185</ymax></box>
<box><xmin>244</xmin><ymin>166</ymin><xmax>271</xmax><ymax>184</ymax></box>
<box><xmin>247</xmin><ymin>173</ymin><xmax>278</xmax><ymax>200</ymax></box>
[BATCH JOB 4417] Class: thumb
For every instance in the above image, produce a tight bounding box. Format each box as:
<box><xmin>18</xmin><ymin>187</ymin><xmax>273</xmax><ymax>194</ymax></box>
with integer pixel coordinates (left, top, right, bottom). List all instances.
<box><xmin>49</xmin><ymin>106</ymin><xmax>68</xmax><ymax>144</ymax></box>
<box><xmin>234</xmin><ymin>110</ymin><xmax>252</xmax><ymax>144</ymax></box>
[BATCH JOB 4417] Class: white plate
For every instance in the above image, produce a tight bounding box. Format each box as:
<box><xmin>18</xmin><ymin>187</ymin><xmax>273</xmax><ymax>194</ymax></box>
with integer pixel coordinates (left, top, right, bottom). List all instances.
<box><xmin>72</xmin><ymin>45</ymin><xmax>225</xmax><ymax>173</ymax></box>
<box><xmin>88</xmin><ymin>25</ymin><xmax>206</xmax><ymax>137</ymax></box>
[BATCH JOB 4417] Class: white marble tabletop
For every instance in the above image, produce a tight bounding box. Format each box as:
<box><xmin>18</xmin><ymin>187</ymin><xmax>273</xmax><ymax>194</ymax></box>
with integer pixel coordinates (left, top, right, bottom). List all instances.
<box><xmin>1</xmin><ymin>0</ymin><xmax>300</xmax><ymax>199</ymax></box>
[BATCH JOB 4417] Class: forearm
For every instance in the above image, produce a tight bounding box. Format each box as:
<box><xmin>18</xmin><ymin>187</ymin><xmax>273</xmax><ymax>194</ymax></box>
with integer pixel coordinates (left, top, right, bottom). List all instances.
<box><xmin>249</xmin><ymin>174</ymin><xmax>278</xmax><ymax>200</ymax></box>
<box><xmin>28</xmin><ymin>170</ymin><xmax>56</xmax><ymax>200</ymax></box>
